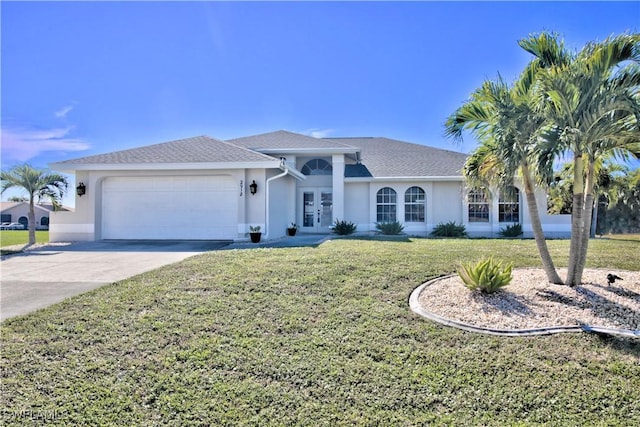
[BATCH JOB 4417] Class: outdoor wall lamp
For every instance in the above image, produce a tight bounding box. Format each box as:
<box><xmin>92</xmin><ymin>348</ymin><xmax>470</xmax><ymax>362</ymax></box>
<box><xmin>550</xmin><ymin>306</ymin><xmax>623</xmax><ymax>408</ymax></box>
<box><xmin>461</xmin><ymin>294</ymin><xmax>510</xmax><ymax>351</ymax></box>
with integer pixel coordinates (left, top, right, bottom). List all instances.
<box><xmin>76</xmin><ymin>182</ymin><xmax>86</xmax><ymax>197</ymax></box>
<box><xmin>249</xmin><ymin>180</ymin><xmax>258</xmax><ymax>195</ymax></box>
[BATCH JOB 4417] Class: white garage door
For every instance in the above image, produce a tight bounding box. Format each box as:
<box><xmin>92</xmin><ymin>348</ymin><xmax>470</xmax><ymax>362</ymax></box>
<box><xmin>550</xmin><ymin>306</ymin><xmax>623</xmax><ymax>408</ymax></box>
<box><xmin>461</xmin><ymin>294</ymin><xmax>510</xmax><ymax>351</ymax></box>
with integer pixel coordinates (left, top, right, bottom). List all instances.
<box><xmin>102</xmin><ymin>176</ymin><xmax>238</xmax><ymax>240</ymax></box>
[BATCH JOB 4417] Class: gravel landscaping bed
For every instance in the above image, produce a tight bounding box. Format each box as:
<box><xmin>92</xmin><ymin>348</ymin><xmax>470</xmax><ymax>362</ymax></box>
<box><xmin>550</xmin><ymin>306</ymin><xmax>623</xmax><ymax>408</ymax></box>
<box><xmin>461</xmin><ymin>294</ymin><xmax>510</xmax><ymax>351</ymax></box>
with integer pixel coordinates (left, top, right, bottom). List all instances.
<box><xmin>418</xmin><ymin>268</ymin><xmax>640</xmax><ymax>331</ymax></box>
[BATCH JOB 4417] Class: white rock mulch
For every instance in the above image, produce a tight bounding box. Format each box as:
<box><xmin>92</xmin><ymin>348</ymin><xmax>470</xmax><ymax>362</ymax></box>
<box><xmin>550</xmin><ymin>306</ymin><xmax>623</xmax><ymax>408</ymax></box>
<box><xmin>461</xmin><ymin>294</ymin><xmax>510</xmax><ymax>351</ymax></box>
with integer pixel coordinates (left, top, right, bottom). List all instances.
<box><xmin>417</xmin><ymin>268</ymin><xmax>640</xmax><ymax>331</ymax></box>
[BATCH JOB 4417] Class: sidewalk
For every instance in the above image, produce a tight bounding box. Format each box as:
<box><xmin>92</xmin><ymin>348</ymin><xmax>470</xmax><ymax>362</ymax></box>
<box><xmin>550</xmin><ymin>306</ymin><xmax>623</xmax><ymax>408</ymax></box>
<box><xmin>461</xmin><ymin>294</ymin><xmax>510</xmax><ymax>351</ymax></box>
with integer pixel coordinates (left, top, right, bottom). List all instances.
<box><xmin>222</xmin><ymin>234</ymin><xmax>330</xmax><ymax>249</ymax></box>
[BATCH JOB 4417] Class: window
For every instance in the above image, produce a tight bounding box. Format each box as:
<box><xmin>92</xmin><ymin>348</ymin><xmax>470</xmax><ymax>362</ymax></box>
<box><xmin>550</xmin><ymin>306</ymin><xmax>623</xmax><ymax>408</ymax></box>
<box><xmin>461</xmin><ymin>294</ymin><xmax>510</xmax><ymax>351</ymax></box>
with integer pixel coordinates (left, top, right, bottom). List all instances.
<box><xmin>377</xmin><ymin>187</ymin><xmax>397</xmax><ymax>222</ymax></box>
<box><xmin>468</xmin><ymin>188</ymin><xmax>490</xmax><ymax>222</ymax></box>
<box><xmin>405</xmin><ymin>186</ymin><xmax>425</xmax><ymax>222</ymax></box>
<box><xmin>1</xmin><ymin>214</ymin><xmax>11</xmax><ymax>223</ymax></box>
<box><xmin>18</xmin><ymin>216</ymin><xmax>28</xmax><ymax>228</ymax></box>
<box><xmin>41</xmin><ymin>216</ymin><xmax>50</xmax><ymax>227</ymax></box>
<box><xmin>499</xmin><ymin>186</ymin><xmax>520</xmax><ymax>223</ymax></box>
<box><xmin>301</xmin><ymin>159</ymin><xmax>332</xmax><ymax>176</ymax></box>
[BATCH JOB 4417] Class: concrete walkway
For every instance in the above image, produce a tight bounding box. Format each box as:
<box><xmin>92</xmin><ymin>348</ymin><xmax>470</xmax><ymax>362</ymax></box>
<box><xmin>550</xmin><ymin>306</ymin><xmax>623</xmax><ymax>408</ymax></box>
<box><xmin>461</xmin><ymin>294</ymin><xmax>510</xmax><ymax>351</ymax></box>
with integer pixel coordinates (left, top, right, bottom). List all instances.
<box><xmin>0</xmin><ymin>240</ymin><xmax>228</xmax><ymax>321</ymax></box>
<box><xmin>222</xmin><ymin>234</ymin><xmax>329</xmax><ymax>249</ymax></box>
<box><xmin>0</xmin><ymin>236</ymin><xmax>329</xmax><ymax>322</ymax></box>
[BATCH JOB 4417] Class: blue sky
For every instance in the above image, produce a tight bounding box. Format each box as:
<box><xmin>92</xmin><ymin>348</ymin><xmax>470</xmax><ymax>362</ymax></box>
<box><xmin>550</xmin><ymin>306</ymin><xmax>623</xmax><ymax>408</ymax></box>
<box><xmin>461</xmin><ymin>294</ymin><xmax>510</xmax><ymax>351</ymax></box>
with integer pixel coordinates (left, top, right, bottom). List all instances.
<box><xmin>1</xmin><ymin>1</ymin><xmax>638</xmax><ymax>205</ymax></box>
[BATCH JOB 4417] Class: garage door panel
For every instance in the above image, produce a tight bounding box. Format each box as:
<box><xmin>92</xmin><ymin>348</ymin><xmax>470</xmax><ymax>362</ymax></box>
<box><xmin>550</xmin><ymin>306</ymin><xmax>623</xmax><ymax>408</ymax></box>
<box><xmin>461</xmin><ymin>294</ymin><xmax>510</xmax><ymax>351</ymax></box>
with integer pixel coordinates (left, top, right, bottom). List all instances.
<box><xmin>102</xmin><ymin>176</ymin><xmax>237</xmax><ymax>240</ymax></box>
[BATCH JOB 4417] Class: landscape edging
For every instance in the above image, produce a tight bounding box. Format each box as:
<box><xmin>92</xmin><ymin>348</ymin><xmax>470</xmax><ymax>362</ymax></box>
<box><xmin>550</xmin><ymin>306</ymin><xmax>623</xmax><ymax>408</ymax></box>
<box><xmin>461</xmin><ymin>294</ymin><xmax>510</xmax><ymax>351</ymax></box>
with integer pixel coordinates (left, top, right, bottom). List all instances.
<box><xmin>409</xmin><ymin>276</ymin><xmax>639</xmax><ymax>338</ymax></box>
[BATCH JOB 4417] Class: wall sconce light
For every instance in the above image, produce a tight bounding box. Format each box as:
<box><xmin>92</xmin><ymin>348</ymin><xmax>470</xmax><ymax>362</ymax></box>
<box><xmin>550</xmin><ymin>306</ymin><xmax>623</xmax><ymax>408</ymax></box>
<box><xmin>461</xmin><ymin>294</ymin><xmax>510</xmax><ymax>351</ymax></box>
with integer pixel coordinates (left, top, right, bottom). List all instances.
<box><xmin>76</xmin><ymin>182</ymin><xmax>86</xmax><ymax>197</ymax></box>
<box><xmin>249</xmin><ymin>180</ymin><xmax>258</xmax><ymax>195</ymax></box>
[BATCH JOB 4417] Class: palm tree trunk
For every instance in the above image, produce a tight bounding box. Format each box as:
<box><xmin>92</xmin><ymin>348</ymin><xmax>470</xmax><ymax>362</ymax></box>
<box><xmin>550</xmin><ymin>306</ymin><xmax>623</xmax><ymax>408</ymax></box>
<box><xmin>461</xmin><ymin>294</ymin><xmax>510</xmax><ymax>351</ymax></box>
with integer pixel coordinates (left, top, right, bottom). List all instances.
<box><xmin>28</xmin><ymin>198</ymin><xmax>36</xmax><ymax>245</ymax></box>
<box><xmin>522</xmin><ymin>165</ymin><xmax>564</xmax><ymax>284</ymax></box>
<box><xmin>574</xmin><ymin>161</ymin><xmax>596</xmax><ymax>285</ymax></box>
<box><xmin>566</xmin><ymin>154</ymin><xmax>585</xmax><ymax>286</ymax></box>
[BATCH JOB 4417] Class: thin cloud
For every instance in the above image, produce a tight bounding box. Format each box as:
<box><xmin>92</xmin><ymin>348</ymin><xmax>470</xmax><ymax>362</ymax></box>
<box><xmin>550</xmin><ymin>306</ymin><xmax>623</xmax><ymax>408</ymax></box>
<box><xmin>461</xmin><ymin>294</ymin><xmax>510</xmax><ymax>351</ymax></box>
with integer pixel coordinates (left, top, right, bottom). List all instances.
<box><xmin>54</xmin><ymin>104</ymin><xmax>74</xmax><ymax>118</ymax></box>
<box><xmin>1</xmin><ymin>126</ymin><xmax>90</xmax><ymax>162</ymax></box>
<box><xmin>301</xmin><ymin>128</ymin><xmax>335</xmax><ymax>139</ymax></box>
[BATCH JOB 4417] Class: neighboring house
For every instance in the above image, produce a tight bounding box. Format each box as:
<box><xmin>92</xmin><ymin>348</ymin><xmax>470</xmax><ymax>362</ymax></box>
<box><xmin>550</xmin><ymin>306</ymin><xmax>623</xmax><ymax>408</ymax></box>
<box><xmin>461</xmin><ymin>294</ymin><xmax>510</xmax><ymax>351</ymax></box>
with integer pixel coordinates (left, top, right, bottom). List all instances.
<box><xmin>49</xmin><ymin>130</ymin><xmax>570</xmax><ymax>242</ymax></box>
<box><xmin>0</xmin><ymin>202</ymin><xmax>69</xmax><ymax>230</ymax></box>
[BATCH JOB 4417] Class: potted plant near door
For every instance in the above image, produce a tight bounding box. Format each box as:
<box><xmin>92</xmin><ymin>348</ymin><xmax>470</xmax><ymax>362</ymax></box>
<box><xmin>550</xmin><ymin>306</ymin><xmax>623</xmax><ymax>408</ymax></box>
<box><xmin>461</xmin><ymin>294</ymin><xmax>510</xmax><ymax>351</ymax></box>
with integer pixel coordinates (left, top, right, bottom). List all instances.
<box><xmin>287</xmin><ymin>223</ymin><xmax>298</xmax><ymax>236</ymax></box>
<box><xmin>249</xmin><ymin>225</ymin><xmax>262</xmax><ymax>243</ymax></box>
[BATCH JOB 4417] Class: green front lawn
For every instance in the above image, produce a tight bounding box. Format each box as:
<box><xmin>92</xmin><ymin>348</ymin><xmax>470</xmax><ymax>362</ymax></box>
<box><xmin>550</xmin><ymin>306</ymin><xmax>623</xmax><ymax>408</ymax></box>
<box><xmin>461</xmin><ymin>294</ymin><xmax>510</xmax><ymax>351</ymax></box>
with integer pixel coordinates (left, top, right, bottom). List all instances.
<box><xmin>1</xmin><ymin>239</ymin><xmax>639</xmax><ymax>425</ymax></box>
<box><xmin>0</xmin><ymin>230</ymin><xmax>49</xmax><ymax>247</ymax></box>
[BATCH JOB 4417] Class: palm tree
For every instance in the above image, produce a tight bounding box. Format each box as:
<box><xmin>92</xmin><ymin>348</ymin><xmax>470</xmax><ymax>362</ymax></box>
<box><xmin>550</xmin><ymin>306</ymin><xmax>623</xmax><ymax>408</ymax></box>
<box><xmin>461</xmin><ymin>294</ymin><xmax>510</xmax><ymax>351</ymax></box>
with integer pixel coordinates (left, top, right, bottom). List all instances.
<box><xmin>445</xmin><ymin>62</ymin><xmax>564</xmax><ymax>284</ymax></box>
<box><xmin>1</xmin><ymin>164</ymin><xmax>68</xmax><ymax>245</ymax></box>
<box><xmin>523</xmin><ymin>32</ymin><xmax>640</xmax><ymax>285</ymax></box>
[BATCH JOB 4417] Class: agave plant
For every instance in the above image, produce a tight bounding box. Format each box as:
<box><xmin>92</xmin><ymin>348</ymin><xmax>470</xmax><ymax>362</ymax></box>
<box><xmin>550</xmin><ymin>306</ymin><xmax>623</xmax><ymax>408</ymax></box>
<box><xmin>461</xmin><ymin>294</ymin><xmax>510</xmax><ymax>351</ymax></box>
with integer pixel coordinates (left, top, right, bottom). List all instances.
<box><xmin>458</xmin><ymin>256</ymin><xmax>513</xmax><ymax>294</ymax></box>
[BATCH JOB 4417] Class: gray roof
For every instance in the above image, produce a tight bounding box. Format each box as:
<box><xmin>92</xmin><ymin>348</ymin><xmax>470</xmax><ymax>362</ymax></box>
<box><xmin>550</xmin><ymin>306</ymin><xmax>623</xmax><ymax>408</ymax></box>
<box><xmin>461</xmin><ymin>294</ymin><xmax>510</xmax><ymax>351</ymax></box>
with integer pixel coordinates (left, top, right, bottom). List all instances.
<box><xmin>330</xmin><ymin>137</ymin><xmax>468</xmax><ymax>178</ymax></box>
<box><xmin>1</xmin><ymin>202</ymin><xmax>70</xmax><ymax>212</ymax></box>
<box><xmin>229</xmin><ymin>130</ymin><xmax>358</xmax><ymax>151</ymax></box>
<box><xmin>51</xmin><ymin>131</ymin><xmax>468</xmax><ymax>178</ymax></box>
<box><xmin>53</xmin><ymin>135</ymin><xmax>276</xmax><ymax>165</ymax></box>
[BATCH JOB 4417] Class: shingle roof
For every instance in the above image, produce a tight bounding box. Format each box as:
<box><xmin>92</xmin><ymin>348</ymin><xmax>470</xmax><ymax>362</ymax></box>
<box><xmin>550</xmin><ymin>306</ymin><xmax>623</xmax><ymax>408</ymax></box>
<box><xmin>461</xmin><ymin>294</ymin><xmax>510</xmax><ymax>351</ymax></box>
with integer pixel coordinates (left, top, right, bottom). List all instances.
<box><xmin>229</xmin><ymin>130</ymin><xmax>358</xmax><ymax>151</ymax></box>
<box><xmin>53</xmin><ymin>135</ymin><xmax>276</xmax><ymax>165</ymax></box>
<box><xmin>0</xmin><ymin>202</ymin><xmax>70</xmax><ymax>212</ymax></box>
<box><xmin>50</xmin><ymin>131</ymin><xmax>468</xmax><ymax>178</ymax></box>
<box><xmin>230</xmin><ymin>131</ymin><xmax>467</xmax><ymax>178</ymax></box>
<box><xmin>329</xmin><ymin>137</ymin><xmax>467</xmax><ymax>178</ymax></box>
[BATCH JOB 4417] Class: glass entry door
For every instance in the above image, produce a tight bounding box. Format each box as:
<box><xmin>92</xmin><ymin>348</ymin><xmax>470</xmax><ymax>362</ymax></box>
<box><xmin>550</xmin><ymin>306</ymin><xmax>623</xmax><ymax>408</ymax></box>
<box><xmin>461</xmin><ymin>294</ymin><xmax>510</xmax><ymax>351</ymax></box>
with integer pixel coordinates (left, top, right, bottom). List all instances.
<box><xmin>300</xmin><ymin>189</ymin><xmax>333</xmax><ymax>233</ymax></box>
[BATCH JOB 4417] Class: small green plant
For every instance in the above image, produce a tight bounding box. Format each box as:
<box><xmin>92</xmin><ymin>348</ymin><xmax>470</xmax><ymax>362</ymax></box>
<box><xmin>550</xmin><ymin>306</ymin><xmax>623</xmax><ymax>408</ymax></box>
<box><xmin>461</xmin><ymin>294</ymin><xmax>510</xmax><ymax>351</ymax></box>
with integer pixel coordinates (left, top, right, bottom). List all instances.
<box><xmin>249</xmin><ymin>225</ymin><xmax>261</xmax><ymax>233</ymax></box>
<box><xmin>331</xmin><ymin>219</ymin><xmax>357</xmax><ymax>235</ymax></box>
<box><xmin>375</xmin><ymin>221</ymin><xmax>405</xmax><ymax>235</ymax></box>
<box><xmin>457</xmin><ymin>256</ymin><xmax>513</xmax><ymax>293</ymax></box>
<box><xmin>288</xmin><ymin>223</ymin><xmax>298</xmax><ymax>230</ymax></box>
<box><xmin>431</xmin><ymin>221</ymin><xmax>467</xmax><ymax>237</ymax></box>
<box><xmin>499</xmin><ymin>223</ymin><xmax>523</xmax><ymax>238</ymax></box>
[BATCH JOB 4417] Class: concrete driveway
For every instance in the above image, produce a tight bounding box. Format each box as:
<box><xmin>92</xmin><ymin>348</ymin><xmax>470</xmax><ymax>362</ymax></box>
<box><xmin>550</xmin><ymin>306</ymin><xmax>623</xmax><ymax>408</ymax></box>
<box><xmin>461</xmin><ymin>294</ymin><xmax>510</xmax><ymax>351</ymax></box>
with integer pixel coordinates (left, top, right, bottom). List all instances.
<box><xmin>0</xmin><ymin>240</ymin><xmax>229</xmax><ymax>321</ymax></box>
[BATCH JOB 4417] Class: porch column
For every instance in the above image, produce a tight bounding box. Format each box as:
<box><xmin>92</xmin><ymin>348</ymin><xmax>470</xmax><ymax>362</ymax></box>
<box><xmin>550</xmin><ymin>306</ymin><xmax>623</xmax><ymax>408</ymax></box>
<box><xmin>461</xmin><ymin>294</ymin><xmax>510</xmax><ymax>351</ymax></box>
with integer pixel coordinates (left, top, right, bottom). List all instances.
<box><xmin>332</xmin><ymin>154</ymin><xmax>345</xmax><ymax>222</ymax></box>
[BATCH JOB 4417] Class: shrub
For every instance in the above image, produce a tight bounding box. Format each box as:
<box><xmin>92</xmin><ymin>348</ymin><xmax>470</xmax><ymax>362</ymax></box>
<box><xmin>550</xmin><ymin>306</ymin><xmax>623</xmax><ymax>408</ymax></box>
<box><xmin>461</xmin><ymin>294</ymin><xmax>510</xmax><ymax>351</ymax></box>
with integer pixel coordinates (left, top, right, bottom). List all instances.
<box><xmin>498</xmin><ymin>223</ymin><xmax>523</xmax><ymax>238</ymax></box>
<box><xmin>457</xmin><ymin>256</ymin><xmax>513</xmax><ymax>293</ymax></box>
<box><xmin>430</xmin><ymin>221</ymin><xmax>467</xmax><ymax>237</ymax></box>
<box><xmin>375</xmin><ymin>221</ymin><xmax>405</xmax><ymax>235</ymax></box>
<box><xmin>331</xmin><ymin>219</ymin><xmax>357</xmax><ymax>235</ymax></box>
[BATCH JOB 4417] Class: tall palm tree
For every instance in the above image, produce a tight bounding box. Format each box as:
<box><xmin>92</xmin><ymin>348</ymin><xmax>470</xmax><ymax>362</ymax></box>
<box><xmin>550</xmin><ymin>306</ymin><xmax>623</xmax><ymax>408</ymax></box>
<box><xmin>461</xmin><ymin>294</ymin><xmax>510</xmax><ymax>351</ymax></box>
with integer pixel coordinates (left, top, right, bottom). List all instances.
<box><xmin>1</xmin><ymin>164</ymin><xmax>68</xmax><ymax>245</ymax></box>
<box><xmin>445</xmin><ymin>62</ymin><xmax>564</xmax><ymax>284</ymax></box>
<box><xmin>523</xmin><ymin>32</ymin><xmax>640</xmax><ymax>285</ymax></box>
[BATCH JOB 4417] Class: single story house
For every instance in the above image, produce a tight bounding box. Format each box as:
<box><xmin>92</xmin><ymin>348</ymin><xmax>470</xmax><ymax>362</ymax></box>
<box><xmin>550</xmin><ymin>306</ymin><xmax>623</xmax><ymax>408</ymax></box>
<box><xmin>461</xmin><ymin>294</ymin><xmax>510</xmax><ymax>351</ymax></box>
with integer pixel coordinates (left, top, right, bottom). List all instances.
<box><xmin>49</xmin><ymin>130</ymin><xmax>570</xmax><ymax>242</ymax></box>
<box><xmin>0</xmin><ymin>202</ymin><xmax>69</xmax><ymax>230</ymax></box>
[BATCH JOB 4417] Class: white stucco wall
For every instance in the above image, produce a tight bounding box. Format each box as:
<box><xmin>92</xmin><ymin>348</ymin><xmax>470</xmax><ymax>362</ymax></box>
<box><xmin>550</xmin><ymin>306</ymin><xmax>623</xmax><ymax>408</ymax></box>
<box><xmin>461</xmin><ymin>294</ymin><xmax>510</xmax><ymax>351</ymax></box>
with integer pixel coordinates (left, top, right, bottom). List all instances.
<box><xmin>265</xmin><ymin>172</ymin><xmax>296</xmax><ymax>239</ymax></box>
<box><xmin>430</xmin><ymin>182</ymin><xmax>464</xmax><ymax>230</ymax></box>
<box><xmin>344</xmin><ymin>181</ymin><xmax>370</xmax><ymax>230</ymax></box>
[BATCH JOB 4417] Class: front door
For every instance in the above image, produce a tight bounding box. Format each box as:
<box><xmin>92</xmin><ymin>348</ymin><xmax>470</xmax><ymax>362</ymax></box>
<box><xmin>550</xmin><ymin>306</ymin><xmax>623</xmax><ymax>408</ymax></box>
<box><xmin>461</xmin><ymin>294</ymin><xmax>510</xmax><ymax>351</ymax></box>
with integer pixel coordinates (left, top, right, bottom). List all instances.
<box><xmin>300</xmin><ymin>188</ymin><xmax>333</xmax><ymax>233</ymax></box>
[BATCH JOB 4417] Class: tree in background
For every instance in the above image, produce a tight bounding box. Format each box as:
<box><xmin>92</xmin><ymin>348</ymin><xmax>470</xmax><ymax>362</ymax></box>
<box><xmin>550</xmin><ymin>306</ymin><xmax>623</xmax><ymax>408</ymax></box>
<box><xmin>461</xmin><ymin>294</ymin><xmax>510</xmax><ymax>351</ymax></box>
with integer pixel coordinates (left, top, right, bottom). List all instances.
<box><xmin>594</xmin><ymin>167</ymin><xmax>640</xmax><ymax>234</ymax></box>
<box><xmin>1</xmin><ymin>164</ymin><xmax>68</xmax><ymax>245</ymax></box>
<box><xmin>547</xmin><ymin>162</ymin><xmax>639</xmax><ymax>235</ymax></box>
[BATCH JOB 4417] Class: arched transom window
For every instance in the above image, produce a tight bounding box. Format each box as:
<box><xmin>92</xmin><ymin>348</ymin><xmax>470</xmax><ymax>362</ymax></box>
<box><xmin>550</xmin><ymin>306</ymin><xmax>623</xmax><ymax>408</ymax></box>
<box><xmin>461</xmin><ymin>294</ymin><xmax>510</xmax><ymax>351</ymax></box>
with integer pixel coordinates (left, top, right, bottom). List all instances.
<box><xmin>499</xmin><ymin>186</ymin><xmax>520</xmax><ymax>223</ymax></box>
<box><xmin>405</xmin><ymin>186</ymin><xmax>425</xmax><ymax>222</ymax></box>
<box><xmin>377</xmin><ymin>187</ymin><xmax>397</xmax><ymax>222</ymax></box>
<box><xmin>301</xmin><ymin>159</ymin><xmax>332</xmax><ymax>176</ymax></box>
